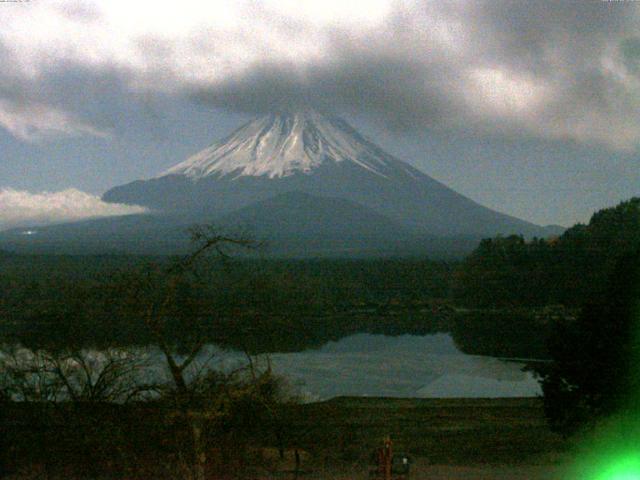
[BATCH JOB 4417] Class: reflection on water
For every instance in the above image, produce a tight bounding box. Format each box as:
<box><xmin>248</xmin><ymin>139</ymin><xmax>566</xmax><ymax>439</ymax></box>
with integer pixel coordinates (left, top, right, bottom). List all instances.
<box><xmin>1</xmin><ymin>333</ymin><xmax>541</xmax><ymax>402</ymax></box>
<box><xmin>263</xmin><ymin>333</ymin><xmax>541</xmax><ymax>401</ymax></box>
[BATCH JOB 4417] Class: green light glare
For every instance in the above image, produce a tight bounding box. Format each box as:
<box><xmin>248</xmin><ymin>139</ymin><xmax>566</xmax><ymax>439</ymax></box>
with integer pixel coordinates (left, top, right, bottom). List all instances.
<box><xmin>593</xmin><ymin>455</ymin><xmax>640</xmax><ymax>480</ymax></box>
<box><xmin>572</xmin><ymin>258</ymin><xmax>640</xmax><ymax>480</ymax></box>
<box><xmin>568</xmin><ymin>415</ymin><xmax>640</xmax><ymax>480</ymax></box>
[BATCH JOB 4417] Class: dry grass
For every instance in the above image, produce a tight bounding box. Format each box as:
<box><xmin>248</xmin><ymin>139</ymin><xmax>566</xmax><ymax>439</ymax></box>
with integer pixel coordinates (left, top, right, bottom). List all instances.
<box><xmin>286</xmin><ymin>397</ymin><xmax>567</xmax><ymax>465</ymax></box>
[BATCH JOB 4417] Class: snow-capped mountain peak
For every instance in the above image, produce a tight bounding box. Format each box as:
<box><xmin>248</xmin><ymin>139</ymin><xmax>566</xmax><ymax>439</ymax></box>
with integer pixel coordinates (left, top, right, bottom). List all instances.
<box><xmin>103</xmin><ymin>109</ymin><xmax>549</xmax><ymax>244</ymax></box>
<box><xmin>162</xmin><ymin>110</ymin><xmax>394</xmax><ymax>179</ymax></box>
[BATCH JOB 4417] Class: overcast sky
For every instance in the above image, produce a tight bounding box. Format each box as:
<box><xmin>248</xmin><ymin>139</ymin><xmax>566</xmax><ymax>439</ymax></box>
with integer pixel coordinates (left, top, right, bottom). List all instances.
<box><xmin>1</xmin><ymin>0</ymin><xmax>639</xmax><ymax>230</ymax></box>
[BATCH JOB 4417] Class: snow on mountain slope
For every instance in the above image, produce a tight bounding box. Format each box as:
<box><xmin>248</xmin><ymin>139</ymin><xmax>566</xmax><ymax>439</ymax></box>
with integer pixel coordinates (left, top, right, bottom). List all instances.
<box><xmin>162</xmin><ymin>110</ymin><xmax>410</xmax><ymax>180</ymax></box>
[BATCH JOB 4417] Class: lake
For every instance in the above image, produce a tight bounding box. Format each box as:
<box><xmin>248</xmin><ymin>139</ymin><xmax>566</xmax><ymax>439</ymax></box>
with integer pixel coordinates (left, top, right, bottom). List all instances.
<box><xmin>1</xmin><ymin>333</ymin><xmax>541</xmax><ymax>402</ymax></box>
<box><xmin>251</xmin><ymin>333</ymin><xmax>541</xmax><ymax>400</ymax></box>
<box><xmin>175</xmin><ymin>333</ymin><xmax>541</xmax><ymax>401</ymax></box>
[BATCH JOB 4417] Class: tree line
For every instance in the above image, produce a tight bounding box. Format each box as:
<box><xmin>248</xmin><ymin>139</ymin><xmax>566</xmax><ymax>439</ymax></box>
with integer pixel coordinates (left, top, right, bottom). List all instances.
<box><xmin>454</xmin><ymin>198</ymin><xmax>640</xmax><ymax>308</ymax></box>
<box><xmin>456</xmin><ymin>198</ymin><xmax>640</xmax><ymax>436</ymax></box>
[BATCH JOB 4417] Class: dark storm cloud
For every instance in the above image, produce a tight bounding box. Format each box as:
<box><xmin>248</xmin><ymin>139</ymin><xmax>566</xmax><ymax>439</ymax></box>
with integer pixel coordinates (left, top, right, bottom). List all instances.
<box><xmin>190</xmin><ymin>50</ymin><xmax>460</xmax><ymax>132</ymax></box>
<box><xmin>181</xmin><ymin>1</ymin><xmax>640</xmax><ymax>149</ymax></box>
<box><xmin>0</xmin><ymin>0</ymin><xmax>639</xmax><ymax>149</ymax></box>
<box><xmin>0</xmin><ymin>56</ymin><xmax>178</xmax><ymax>140</ymax></box>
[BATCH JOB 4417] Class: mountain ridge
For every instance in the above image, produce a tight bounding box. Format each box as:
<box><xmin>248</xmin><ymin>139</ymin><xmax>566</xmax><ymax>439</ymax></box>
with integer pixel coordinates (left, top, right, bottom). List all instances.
<box><xmin>103</xmin><ymin>110</ymin><xmax>550</xmax><ymax>240</ymax></box>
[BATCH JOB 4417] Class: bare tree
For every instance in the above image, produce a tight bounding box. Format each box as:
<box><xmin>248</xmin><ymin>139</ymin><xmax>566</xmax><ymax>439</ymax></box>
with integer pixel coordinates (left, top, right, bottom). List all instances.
<box><xmin>0</xmin><ymin>346</ymin><xmax>65</xmax><ymax>403</ymax></box>
<box><xmin>124</xmin><ymin>226</ymin><xmax>258</xmax><ymax>480</ymax></box>
<box><xmin>0</xmin><ymin>346</ymin><xmax>153</xmax><ymax>403</ymax></box>
<box><xmin>0</xmin><ymin>345</ymin><xmax>156</xmax><ymax>478</ymax></box>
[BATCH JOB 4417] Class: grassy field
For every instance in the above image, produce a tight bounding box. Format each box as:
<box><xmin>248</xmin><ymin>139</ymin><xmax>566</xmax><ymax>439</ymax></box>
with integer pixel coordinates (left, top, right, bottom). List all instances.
<box><xmin>3</xmin><ymin>397</ymin><xmax>573</xmax><ymax>479</ymax></box>
<box><xmin>273</xmin><ymin>397</ymin><xmax>571</xmax><ymax>479</ymax></box>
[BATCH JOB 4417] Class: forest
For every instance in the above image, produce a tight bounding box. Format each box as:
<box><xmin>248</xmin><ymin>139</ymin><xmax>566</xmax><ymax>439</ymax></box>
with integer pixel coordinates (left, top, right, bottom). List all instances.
<box><xmin>3</xmin><ymin>197</ymin><xmax>640</xmax><ymax>356</ymax></box>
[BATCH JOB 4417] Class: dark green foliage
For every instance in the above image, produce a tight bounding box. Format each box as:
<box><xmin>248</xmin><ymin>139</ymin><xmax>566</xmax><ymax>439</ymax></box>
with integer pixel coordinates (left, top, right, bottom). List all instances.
<box><xmin>453</xmin><ymin>235</ymin><xmax>557</xmax><ymax>307</ymax></box>
<box><xmin>534</xmin><ymin>250</ymin><xmax>640</xmax><ymax>434</ymax></box>
<box><xmin>451</xmin><ymin>309</ymin><xmax>552</xmax><ymax>359</ymax></box>
<box><xmin>454</xmin><ymin>198</ymin><xmax>640</xmax><ymax>308</ymax></box>
<box><xmin>0</xmin><ymin>399</ymin><xmax>285</xmax><ymax>478</ymax></box>
<box><xmin>0</xmin><ymin>255</ymin><xmax>453</xmax><ymax>352</ymax></box>
<box><xmin>453</xmin><ymin>198</ymin><xmax>640</xmax><ymax>431</ymax></box>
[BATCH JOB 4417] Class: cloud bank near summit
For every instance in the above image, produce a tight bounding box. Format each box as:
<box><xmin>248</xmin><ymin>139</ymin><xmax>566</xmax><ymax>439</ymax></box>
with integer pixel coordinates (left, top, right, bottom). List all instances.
<box><xmin>0</xmin><ymin>188</ymin><xmax>147</xmax><ymax>231</ymax></box>
<box><xmin>0</xmin><ymin>0</ymin><xmax>639</xmax><ymax>150</ymax></box>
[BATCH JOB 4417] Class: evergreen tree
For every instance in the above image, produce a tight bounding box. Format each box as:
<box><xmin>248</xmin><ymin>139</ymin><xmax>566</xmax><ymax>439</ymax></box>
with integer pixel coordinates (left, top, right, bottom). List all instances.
<box><xmin>535</xmin><ymin>249</ymin><xmax>640</xmax><ymax>434</ymax></box>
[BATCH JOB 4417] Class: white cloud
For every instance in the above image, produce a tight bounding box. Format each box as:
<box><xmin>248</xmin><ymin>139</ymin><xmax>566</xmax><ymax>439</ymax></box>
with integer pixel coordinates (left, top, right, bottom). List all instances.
<box><xmin>0</xmin><ymin>188</ymin><xmax>147</xmax><ymax>231</ymax></box>
<box><xmin>467</xmin><ymin>68</ymin><xmax>549</xmax><ymax>117</ymax></box>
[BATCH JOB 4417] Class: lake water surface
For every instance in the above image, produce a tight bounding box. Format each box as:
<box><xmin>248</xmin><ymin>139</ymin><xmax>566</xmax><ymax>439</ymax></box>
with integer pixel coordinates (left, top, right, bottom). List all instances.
<box><xmin>2</xmin><ymin>333</ymin><xmax>541</xmax><ymax>402</ymax></box>
<box><xmin>259</xmin><ymin>333</ymin><xmax>541</xmax><ymax>401</ymax></box>
<box><xmin>183</xmin><ymin>333</ymin><xmax>541</xmax><ymax>401</ymax></box>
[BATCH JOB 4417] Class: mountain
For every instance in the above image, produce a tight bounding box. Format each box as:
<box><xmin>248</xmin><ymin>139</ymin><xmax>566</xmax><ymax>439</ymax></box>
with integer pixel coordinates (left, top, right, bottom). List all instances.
<box><xmin>218</xmin><ymin>191</ymin><xmax>417</xmax><ymax>256</ymax></box>
<box><xmin>1</xmin><ymin>110</ymin><xmax>557</xmax><ymax>257</ymax></box>
<box><xmin>104</xmin><ymin>110</ymin><xmax>548</xmax><ymax>240</ymax></box>
<box><xmin>0</xmin><ymin>214</ymin><xmax>196</xmax><ymax>255</ymax></box>
<box><xmin>222</xmin><ymin>191</ymin><xmax>408</xmax><ymax>238</ymax></box>
<box><xmin>0</xmin><ymin>191</ymin><xmax>478</xmax><ymax>257</ymax></box>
